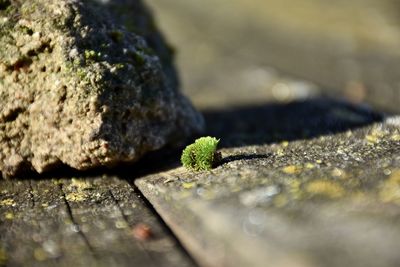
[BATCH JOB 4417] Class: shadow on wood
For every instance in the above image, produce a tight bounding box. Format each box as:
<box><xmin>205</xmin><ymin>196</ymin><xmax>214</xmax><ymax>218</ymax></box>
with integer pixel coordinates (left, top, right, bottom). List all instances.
<box><xmin>202</xmin><ymin>97</ymin><xmax>383</xmax><ymax>148</ymax></box>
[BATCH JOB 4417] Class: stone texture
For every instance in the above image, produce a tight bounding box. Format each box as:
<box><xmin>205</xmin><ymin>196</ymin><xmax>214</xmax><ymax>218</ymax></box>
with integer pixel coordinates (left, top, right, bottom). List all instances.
<box><xmin>0</xmin><ymin>0</ymin><xmax>203</xmax><ymax>178</ymax></box>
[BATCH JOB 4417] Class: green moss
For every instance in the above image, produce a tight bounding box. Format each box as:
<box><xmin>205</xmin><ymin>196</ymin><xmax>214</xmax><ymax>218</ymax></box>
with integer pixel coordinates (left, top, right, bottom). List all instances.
<box><xmin>115</xmin><ymin>63</ymin><xmax>125</xmax><ymax>69</ymax></box>
<box><xmin>138</xmin><ymin>46</ymin><xmax>155</xmax><ymax>56</ymax></box>
<box><xmin>181</xmin><ymin>137</ymin><xmax>220</xmax><ymax>171</ymax></box>
<box><xmin>84</xmin><ymin>50</ymin><xmax>95</xmax><ymax>59</ymax></box>
<box><xmin>84</xmin><ymin>49</ymin><xmax>101</xmax><ymax>61</ymax></box>
<box><xmin>73</xmin><ymin>57</ymin><xmax>81</xmax><ymax>66</ymax></box>
<box><xmin>109</xmin><ymin>30</ymin><xmax>123</xmax><ymax>43</ymax></box>
<box><xmin>76</xmin><ymin>68</ymin><xmax>87</xmax><ymax>80</ymax></box>
<box><xmin>64</xmin><ymin>61</ymin><xmax>73</xmax><ymax>72</ymax></box>
<box><xmin>132</xmin><ymin>51</ymin><xmax>145</xmax><ymax>66</ymax></box>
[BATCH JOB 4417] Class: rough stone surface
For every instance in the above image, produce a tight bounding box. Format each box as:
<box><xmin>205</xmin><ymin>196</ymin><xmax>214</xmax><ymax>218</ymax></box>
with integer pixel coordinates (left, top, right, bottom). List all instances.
<box><xmin>0</xmin><ymin>0</ymin><xmax>203</xmax><ymax>178</ymax></box>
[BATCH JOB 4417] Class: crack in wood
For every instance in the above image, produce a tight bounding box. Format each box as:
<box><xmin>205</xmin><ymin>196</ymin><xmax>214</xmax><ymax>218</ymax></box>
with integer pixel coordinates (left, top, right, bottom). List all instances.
<box><xmin>58</xmin><ymin>183</ymin><xmax>97</xmax><ymax>257</ymax></box>
<box><xmin>108</xmin><ymin>189</ymin><xmax>130</xmax><ymax>224</ymax></box>
<box><xmin>1</xmin><ymin>177</ymin><xmax>197</xmax><ymax>266</ymax></box>
<box><xmin>28</xmin><ymin>180</ymin><xmax>36</xmax><ymax>209</ymax></box>
<box><xmin>108</xmin><ymin>187</ymin><xmax>159</xmax><ymax>267</ymax></box>
<box><xmin>127</xmin><ymin>180</ymin><xmax>199</xmax><ymax>267</ymax></box>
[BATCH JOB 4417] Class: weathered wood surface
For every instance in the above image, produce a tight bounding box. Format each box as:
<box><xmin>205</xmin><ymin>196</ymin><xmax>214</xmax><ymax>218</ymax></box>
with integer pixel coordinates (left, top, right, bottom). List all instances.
<box><xmin>147</xmin><ymin>0</ymin><xmax>400</xmax><ymax>112</ymax></box>
<box><xmin>137</xmin><ymin>114</ymin><xmax>400</xmax><ymax>267</ymax></box>
<box><xmin>0</xmin><ymin>176</ymin><xmax>195</xmax><ymax>267</ymax></box>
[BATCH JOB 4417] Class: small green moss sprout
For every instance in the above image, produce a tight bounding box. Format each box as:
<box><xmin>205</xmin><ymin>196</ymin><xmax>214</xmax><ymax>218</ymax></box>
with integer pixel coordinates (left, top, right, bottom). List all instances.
<box><xmin>132</xmin><ymin>51</ymin><xmax>145</xmax><ymax>66</ymax></box>
<box><xmin>109</xmin><ymin>30</ymin><xmax>124</xmax><ymax>43</ymax></box>
<box><xmin>84</xmin><ymin>50</ymin><xmax>101</xmax><ymax>61</ymax></box>
<box><xmin>181</xmin><ymin>136</ymin><xmax>220</xmax><ymax>171</ymax></box>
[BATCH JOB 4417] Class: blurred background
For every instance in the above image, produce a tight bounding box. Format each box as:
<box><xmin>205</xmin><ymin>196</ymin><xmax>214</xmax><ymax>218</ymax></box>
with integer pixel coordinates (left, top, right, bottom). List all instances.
<box><xmin>146</xmin><ymin>0</ymin><xmax>400</xmax><ymax>112</ymax></box>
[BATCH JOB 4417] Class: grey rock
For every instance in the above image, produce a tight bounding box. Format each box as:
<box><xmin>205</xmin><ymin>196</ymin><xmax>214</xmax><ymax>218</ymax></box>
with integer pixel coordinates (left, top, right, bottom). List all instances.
<box><xmin>0</xmin><ymin>0</ymin><xmax>204</xmax><ymax>178</ymax></box>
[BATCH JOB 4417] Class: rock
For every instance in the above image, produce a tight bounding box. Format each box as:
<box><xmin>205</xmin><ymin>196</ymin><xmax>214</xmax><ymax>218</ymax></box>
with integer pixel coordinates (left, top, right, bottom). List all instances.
<box><xmin>0</xmin><ymin>0</ymin><xmax>204</xmax><ymax>178</ymax></box>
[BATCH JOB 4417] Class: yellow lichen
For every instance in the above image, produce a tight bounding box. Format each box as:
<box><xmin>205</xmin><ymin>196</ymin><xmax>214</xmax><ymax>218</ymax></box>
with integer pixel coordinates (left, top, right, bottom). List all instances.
<box><xmin>282</xmin><ymin>165</ymin><xmax>302</xmax><ymax>174</ymax></box>
<box><xmin>4</xmin><ymin>212</ymin><xmax>14</xmax><ymax>220</ymax></box>
<box><xmin>379</xmin><ymin>169</ymin><xmax>400</xmax><ymax>204</ymax></box>
<box><xmin>391</xmin><ymin>134</ymin><xmax>400</xmax><ymax>141</ymax></box>
<box><xmin>182</xmin><ymin>182</ymin><xmax>196</xmax><ymax>189</ymax></box>
<box><xmin>65</xmin><ymin>192</ymin><xmax>88</xmax><ymax>202</ymax></box>
<box><xmin>305</xmin><ymin>163</ymin><xmax>316</xmax><ymax>169</ymax></box>
<box><xmin>305</xmin><ymin>180</ymin><xmax>345</xmax><ymax>199</ymax></box>
<box><xmin>331</xmin><ymin>168</ymin><xmax>345</xmax><ymax>178</ymax></box>
<box><xmin>33</xmin><ymin>248</ymin><xmax>48</xmax><ymax>261</ymax></box>
<box><xmin>287</xmin><ymin>179</ymin><xmax>303</xmax><ymax>200</ymax></box>
<box><xmin>52</xmin><ymin>179</ymin><xmax>63</xmax><ymax>185</ymax></box>
<box><xmin>64</xmin><ymin>179</ymin><xmax>93</xmax><ymax>202</ymax></box>
<box><xmin>365</xmin><ymin>134</ymin><xmax>379</xmax><ymax>144</ymax></box>
<box><xmin>68</xmin><ymin>178</ymin><xmax>93</xmax><ymax>190</ymax></box>
<box><xmin>0</xmin><ymin>198</ymin><xmax>15</xmax><ymax>206</ymax></box>
<box><xmin>273</xmin><ymin>194</ymin><xmax>288</xmax><ymax>207</ymax></box>
<box><xmin>365</xmin><ymin>128</ymin><xmax>386</xmax><ymax>145</ymax></box>
<box><xmin>280</xmin><ymin>141</ymin><xmax>289</xmax><ymax>147</ymax></box>
<box><xmin>275</xmin><ymin>148</ymin><xmax>284</xmax><ymax>157</ymax></box>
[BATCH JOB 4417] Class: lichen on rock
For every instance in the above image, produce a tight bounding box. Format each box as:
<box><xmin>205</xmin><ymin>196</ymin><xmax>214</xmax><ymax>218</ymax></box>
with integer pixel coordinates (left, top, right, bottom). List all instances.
<box><xmin>0</xmin><ymin>0</ymin><xmax>204</xmax><ymax>178</ymax></box>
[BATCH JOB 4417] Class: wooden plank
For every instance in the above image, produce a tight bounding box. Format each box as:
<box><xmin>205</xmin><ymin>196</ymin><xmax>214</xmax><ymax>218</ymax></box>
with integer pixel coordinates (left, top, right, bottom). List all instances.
<box><xmin>136</xmin><ymin>115</ymin><xmax>400</xmax><ymax>267</ymax></box>
<box><xmin>0</xmin><ymin>176</ymin><xmax>195</xmax><ymax>267</ymax></box>
<box><xmin>60</xmin><ymin>176</ymin><xmax>194</xmax><ymax>267</ymax></box>
<box><xmin>0</xmin><ymin>179</ymin><xmax>95</xmax><ymax>267</ymax></box>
